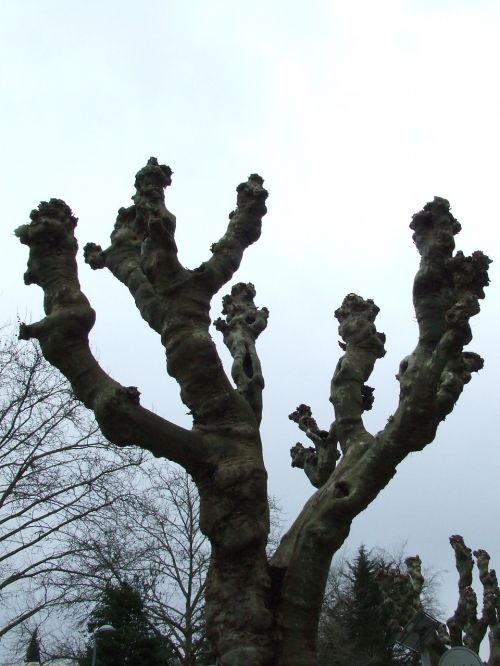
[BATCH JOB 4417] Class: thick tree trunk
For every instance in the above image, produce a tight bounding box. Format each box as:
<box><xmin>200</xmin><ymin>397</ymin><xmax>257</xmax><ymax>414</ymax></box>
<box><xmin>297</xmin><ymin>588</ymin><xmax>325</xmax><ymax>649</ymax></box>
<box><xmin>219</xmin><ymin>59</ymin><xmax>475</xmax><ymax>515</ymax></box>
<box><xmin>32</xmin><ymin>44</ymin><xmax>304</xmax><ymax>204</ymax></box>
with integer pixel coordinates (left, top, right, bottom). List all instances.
<box><xmin>195</xmin><ymin>442</ymin><xmax>273</xmax><ymax>666</ymax></box>
<box><xmin>16</xmin><ymin>160</ymin><xmax>490</xmax><ymax>665</ymax></box>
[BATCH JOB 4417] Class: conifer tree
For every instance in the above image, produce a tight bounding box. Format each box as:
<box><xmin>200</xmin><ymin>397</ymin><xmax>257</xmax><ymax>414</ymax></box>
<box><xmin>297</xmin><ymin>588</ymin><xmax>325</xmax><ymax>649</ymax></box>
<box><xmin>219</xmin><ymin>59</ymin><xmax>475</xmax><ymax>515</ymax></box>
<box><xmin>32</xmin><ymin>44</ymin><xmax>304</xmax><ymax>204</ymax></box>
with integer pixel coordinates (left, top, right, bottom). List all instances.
<box><xmin>79</xmin><ymin>582</ymin><xmax>174</xmax><ymax>666</ymax></box>
<box><xmin>25</xmin><ymin>627</ymin><xmax>41</xmax><ymax>663</ymax></box>
<box><xmin>318</xmin><ymin>547</ymin><xmax>421</xmax><ymax>666</ymax></box>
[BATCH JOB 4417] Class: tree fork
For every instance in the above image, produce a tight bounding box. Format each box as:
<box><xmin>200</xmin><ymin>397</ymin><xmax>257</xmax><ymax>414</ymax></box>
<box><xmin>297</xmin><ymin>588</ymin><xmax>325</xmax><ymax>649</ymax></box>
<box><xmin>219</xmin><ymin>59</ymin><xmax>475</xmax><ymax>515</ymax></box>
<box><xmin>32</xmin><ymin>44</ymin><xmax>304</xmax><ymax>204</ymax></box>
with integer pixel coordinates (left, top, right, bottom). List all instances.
<box><xmin>17</xmin><ymin>160</ymin><xmax>490</xmax><ymax>665</ymax></box>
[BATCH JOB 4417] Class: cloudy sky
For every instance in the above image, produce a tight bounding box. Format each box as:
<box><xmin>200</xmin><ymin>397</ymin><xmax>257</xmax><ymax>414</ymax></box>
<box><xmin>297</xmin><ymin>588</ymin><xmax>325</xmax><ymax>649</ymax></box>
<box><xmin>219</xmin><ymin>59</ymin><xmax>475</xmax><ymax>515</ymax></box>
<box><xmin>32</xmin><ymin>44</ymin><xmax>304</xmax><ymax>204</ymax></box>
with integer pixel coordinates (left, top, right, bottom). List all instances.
<box><xmin>2</xmin><ymin>0</ymin><xmax>500</xmax><ymax>653</ymax></box>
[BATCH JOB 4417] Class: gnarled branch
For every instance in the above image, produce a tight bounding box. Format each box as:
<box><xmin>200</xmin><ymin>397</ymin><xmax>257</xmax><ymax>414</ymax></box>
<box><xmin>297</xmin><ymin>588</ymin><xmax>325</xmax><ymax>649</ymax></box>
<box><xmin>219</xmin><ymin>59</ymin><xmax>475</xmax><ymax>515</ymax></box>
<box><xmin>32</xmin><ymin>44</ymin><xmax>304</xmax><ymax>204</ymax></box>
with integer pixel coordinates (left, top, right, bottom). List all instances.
<box><xmin>331</xmin><ymin>293</ymin><xmax>386</xmax><ymax>453</ymax></box>
<box><xmin>15</xmin><ymin>198</ymin><xmax>202</xmax><ymax>471</ymax></box>
<box><xmin>201</xmin><ymin>174</ymin><xmax>268</xmax><ymax>295</ymax></box>
<box><xmin>289</xmin><ymin>404</ymin><xmax>339</xmax><ymax>488</ymax></box>
<box><xmin>274</xmin><ymin>199</ymin><xmax>490</xmax><ymax>664</ymax></box>
<box><xmin>447</xmin><ymin>536</ymin><xmax>500</xmax><ymax>656</ymax></box>
<box><xmin>214</xmin><ymin>282</ymin><xmax>268</xmax><ymax>423</ymax></box>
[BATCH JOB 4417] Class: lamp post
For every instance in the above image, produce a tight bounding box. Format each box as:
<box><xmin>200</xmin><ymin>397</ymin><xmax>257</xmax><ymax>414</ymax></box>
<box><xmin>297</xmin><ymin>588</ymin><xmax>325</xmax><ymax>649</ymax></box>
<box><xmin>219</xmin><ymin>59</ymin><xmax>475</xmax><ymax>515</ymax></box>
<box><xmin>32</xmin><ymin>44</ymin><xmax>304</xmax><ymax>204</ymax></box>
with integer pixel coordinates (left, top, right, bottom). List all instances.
<box><xmin>91</xmin><ymin>624</ymin><xmax>115</xmax><ymax>666</ymax></box>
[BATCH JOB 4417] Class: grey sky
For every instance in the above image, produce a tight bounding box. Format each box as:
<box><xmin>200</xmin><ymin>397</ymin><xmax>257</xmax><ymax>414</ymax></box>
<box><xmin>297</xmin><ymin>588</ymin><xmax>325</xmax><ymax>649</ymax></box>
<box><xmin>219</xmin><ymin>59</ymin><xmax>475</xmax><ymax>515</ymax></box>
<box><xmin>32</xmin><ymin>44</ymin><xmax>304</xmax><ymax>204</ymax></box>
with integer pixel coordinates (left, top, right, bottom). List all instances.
<box><xmin>2</xmin><ymin>0</ymin><xmax>500</xmax><ymax>655</ymax></box>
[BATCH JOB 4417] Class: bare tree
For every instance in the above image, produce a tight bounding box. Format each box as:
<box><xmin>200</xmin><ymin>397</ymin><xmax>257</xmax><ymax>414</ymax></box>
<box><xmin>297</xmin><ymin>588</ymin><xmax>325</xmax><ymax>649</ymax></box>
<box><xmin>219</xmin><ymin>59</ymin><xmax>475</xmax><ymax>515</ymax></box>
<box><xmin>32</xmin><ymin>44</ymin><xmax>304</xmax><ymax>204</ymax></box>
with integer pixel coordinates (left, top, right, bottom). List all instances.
<box><xmin>136</xmin><ymin>468</ymin><xmax>210</xmax><ymax>665</ymax></box>
<box><xmin>57</xmin><ymin>466</ymin><xmax>210</xmax><ymax>666</ymax></box>
<box><xmin>56</xmin><ymin>465</ymin><xmax>282</xmax><ymax>664</ymax></box>
<box><xmin>16</xmin><ymin>158</ymin><xmax>490</xmax><ymax>664</ymax></box>
<box><xmin>0</xmin><ymin>331</ymin><xmax>142</xmax><ymax>641</ymax></box>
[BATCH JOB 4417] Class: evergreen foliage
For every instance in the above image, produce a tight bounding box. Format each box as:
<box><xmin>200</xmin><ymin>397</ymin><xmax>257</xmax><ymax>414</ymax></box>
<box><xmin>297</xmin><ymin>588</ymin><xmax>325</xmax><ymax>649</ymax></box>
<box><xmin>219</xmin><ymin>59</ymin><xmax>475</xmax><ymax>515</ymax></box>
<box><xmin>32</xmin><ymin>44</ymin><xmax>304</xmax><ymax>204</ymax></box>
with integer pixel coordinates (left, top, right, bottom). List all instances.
<box><xmin>78</xmin><ymin>582</ymin><xmax>174</xmax><ymax>666</ymax></box>
<box><xmin>25</xmin><ymin>627</ymin><xmax>41</xmax><ymax>663</ymax></box>
<box><xmin>318</xmin><ymin>547</ymin><xmax>420</xmax><ymax>666</ymax></box>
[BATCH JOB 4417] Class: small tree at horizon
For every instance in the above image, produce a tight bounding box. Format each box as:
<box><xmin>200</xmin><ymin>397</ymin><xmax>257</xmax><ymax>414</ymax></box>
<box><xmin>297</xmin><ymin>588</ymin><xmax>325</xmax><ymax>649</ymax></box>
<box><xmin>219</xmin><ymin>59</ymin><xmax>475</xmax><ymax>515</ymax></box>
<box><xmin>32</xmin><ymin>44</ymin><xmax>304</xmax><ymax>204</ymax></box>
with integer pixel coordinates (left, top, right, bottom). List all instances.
<box><xmin>16</xmin><ymin>157</ymin><xmax>492</xmax><ymax>664</ymax></box>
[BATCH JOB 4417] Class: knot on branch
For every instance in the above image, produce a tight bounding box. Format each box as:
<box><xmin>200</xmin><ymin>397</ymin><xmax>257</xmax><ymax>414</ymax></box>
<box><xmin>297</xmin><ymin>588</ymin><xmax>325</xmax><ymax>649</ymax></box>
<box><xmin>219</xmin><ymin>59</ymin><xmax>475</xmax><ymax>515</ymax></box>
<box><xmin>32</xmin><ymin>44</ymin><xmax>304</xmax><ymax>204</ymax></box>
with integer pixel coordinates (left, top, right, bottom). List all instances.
<box><xmin>335</xmin><ymin>294</ymin><xmax>386</xmax><ymax>356</ymax></box>
<box><xmin>436</xmin><ymin>352</ymin><xmax>484</xmax><ymax>414</ymax></box>
<box><xmin>290</xmin><ymin>442</ymin><xmax>314</xmax><ymax>468</ymax></box>
<box><xmin>134</xmin><ymin>157</ymin><xmax>173</xmax><ymax>199</ymax></box>
<box><xmin>410</xmin><ymin>201</ymin><xmax>490</xmax><ymax>354</ymax></box>
<box><xmin>215</xmin><ymin>283</ymin><xmax>269</xmax><ymax>337</ymax></box>
<box><xmin>447</xmin><ymin>250</ymin><xmax>491</xmax><ymax>300</ymax></box>
<box><xmin>440</xmin><ymin>252</ymin><xmax>490</xmax><ymax>336</ymax></box>
<box><xmin>288</xmin><ymin>404</ymin><xmax>329</xmax><ymax>444</ymax></box>
<box><xmin>450</xmin><ymin>535</ymin><xmax>473</xmax><ymax>589</ymax></box>
<box><xmin>131</xmin><ymin>159</ymin><xmax>177</xmax><ymax>246</ymax></box>
<box><xmin>32</xmin><ymin>198</ymin><xmax>78</xmax><ymax>228</ymax></box>
<box><xmin>410</xmin><ymin>197</ymin><xmax>461</xmax><ymax>257</ymax></box>
<box><xmin>331</xmin><ymin>294</ymin><xmax>385</xmax><ymax>451</ymax></box>
<box><xmin>396</xmin><ymin>201</ymin><xmax>490</xmax><ymax>452</ymax></box>
<box><xmin>15</xmin><ymin>200</ymin><xmax>84</xmax><ymax>310</ymax></box>
<box><xmin>445</xmin><ymin>295</ymin><xmax>480</xmax><ymax>328</ymax></box>
<box><xmin>16</xmin><ymin>199</ymin><xmax>78</xmax><ymax>253</ymax></box>
<box><xmin>101</xmin><ymin>386</ymin><xmax>141</xmax><ymax>420</ymax></box>
<box><xmin>473</xmin><ymin>548</ymin><xmax>491</xmax><ymax>562</ymax></box>
<box><xmin>289</xmin><ymin>441</ymin><xmax>338</xmax><ymax>488</ymax></box>
<box><xmin>233</xmin><ymin>174</ymin><xmax>268</xmax><ymax>217</ymax></box>
<box><xmin>376</xmin><ymin>559</ymin><xmax>425</xmax><ymax>634</ymax></box>
<box><xmin>114</xmin><ymin>205</ymin><xmax>137</xmax><ymax>233</ymax></box>
<box><xmin>205</xmin><ymin>175</ymin><xmax>268</xmax><ymax>295</ymax></box>
<box><xmin>463</xmin><ymin>586</ymin><xmax>479</xmax><ymax>612</ymax></box>
<box><xmin>83</xmin><ymin>242</ymin><xmax>106</xmax><ymax>269</ymax></box>
<box><xmin>214</xmin><ymin>283</ymin><xmax>268</xmax><ymax>421</ymax></box>
<box><xmin>288</xmin><ymin>404</ymin><xmax>339</xmax><ymax>487</ymax></box>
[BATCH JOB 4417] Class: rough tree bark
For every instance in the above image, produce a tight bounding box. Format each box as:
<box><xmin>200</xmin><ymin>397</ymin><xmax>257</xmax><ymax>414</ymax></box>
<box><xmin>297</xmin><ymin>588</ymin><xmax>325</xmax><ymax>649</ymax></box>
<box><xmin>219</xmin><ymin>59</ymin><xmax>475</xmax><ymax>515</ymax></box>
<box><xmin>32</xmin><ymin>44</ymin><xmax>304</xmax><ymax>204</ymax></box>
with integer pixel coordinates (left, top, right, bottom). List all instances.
<box><xmin>446</xmin><ymin>536</ymin><xmax>500</xmax><ymax>665</ymax></box>
<box><xmin>16</xmin><ymin>158</ymin><xmax>490</xmax><ymax>665</ymax></box>
<box><xmin>384</xmin><ymin>537</ymin><xmax>500</xmax><ymax>664</ymax></box>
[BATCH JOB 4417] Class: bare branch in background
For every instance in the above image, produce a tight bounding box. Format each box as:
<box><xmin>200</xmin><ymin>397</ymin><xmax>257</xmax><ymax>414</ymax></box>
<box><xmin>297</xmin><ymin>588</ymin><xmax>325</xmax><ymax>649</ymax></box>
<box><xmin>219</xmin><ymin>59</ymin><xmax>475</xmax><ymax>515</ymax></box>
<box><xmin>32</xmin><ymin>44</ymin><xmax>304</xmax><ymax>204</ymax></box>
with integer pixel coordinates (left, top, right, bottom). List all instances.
<box><xmin>0</xmin><ymin>331</ymin><xmax>142</xmax><ymax>639</ymax></box>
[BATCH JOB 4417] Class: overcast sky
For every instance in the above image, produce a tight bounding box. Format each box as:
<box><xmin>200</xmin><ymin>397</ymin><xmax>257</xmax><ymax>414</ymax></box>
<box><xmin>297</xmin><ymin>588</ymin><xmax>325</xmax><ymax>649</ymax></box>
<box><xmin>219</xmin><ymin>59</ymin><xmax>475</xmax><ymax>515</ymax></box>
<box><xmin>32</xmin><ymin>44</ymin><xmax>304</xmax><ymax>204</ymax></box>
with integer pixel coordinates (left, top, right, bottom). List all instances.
<box><xmin>2</xmin><ymin>0</ymin><xmax>500</xmax><ymax>655</ymax></box>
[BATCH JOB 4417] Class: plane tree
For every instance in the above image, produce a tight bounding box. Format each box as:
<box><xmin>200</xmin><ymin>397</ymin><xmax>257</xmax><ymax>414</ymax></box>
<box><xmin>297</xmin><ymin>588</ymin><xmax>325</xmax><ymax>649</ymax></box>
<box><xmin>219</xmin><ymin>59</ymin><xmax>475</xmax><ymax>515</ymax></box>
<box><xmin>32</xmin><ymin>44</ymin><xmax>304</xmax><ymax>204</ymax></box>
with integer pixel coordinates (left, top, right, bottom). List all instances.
<box><xmin>16</xmin><ymin>157</ymin><xmax>490</xmax><ymax>665</ymax></box>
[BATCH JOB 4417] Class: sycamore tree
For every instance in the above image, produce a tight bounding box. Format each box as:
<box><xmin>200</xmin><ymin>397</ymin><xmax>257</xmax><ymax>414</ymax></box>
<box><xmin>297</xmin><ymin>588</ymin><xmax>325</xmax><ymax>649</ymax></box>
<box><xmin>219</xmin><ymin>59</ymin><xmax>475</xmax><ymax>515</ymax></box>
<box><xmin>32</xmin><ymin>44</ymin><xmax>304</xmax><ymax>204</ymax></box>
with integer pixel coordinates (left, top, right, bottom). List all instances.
<box><xmin>16</xmin><ymin>158</ymin><xmax>490</xmax><ymax>665</ymax></box>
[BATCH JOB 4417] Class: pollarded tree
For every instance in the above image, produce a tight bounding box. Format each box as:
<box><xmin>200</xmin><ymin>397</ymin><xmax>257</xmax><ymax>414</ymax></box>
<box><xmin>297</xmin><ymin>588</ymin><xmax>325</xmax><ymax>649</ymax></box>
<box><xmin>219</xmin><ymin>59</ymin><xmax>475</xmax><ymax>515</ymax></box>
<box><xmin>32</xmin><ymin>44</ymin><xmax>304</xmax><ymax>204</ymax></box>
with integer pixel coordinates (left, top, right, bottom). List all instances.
<box><xmin>355</xmin><ymin>536</ymin><xmax>500</xmax><ymax>665</ymax></box>
<box><xmin>431</xmin><ymin>536</ymin><xmax>500</xmax><ymax>665</ymax></box>
<box><xmin>16</xmin><ymin>158</ymin><xmax>490</xmax><ymax>665</ymax></box>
